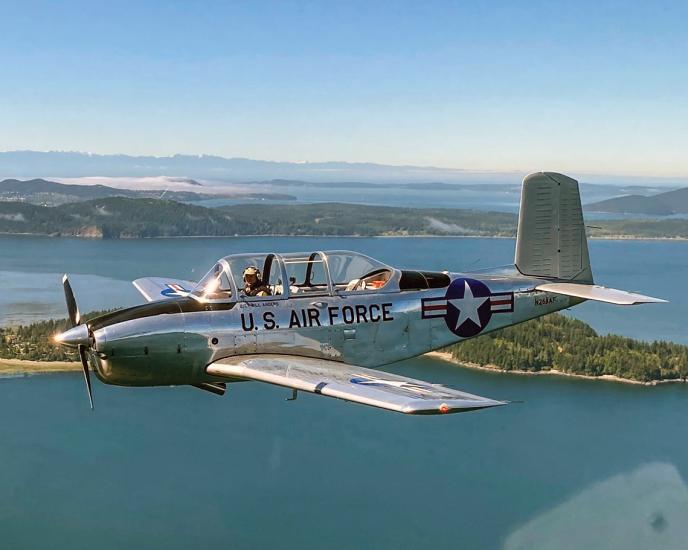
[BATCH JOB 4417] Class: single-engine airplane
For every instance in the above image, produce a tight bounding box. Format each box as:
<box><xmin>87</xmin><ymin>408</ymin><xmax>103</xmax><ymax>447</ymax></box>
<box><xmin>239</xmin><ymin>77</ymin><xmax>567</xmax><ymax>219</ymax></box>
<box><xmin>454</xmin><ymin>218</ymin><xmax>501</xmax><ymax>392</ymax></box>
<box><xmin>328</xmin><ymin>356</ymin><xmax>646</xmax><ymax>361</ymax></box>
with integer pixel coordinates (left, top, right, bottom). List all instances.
<box><xmin>55</xmin><ymin>172</ymin><xmax>666</xmax><ymax>414</ymax></box>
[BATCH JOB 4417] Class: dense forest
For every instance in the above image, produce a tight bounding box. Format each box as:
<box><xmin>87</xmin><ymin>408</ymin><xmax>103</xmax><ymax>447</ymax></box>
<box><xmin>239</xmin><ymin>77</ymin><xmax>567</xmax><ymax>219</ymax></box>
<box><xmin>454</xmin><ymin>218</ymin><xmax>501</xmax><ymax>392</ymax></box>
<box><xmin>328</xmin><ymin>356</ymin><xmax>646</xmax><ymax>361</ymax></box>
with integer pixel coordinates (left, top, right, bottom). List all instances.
<box><xmin>2</xmin><ymin>195</ymin><xmax>688</xmax><ymax>239</ymax></box>
<box><xmin>3</xmin><ymin>310</ymin><xmax>687</xmax><ymax>383</ymax></box>
<box><xmin>0</xmin><ymin>197</ymin><xmax>518</xmax><ymax>238</ymax></box>
<box><xmin>0</xmin><ymin>311</ymin><xmax>111</xmax><ymax>362</ymax></box>
<box><xmin>447</xmin><ymin>313</ymin><xmax>688</xmax><ymax>382</ymax></box>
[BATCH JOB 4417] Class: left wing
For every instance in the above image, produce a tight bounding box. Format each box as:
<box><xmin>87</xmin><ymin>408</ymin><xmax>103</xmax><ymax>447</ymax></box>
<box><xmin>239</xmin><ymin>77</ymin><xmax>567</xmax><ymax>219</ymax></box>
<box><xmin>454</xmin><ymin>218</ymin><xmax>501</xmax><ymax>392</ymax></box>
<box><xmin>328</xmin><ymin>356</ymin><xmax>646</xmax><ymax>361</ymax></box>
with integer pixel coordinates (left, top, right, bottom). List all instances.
<box><xmin>133</xmin><ymin>277</ymin><xmax>197</xmax><ymax>302</ymax></box>
<box><xmin>206</xmin><ymin>354</ymin><xmax>507</xmax><ymax>415</ymax></box>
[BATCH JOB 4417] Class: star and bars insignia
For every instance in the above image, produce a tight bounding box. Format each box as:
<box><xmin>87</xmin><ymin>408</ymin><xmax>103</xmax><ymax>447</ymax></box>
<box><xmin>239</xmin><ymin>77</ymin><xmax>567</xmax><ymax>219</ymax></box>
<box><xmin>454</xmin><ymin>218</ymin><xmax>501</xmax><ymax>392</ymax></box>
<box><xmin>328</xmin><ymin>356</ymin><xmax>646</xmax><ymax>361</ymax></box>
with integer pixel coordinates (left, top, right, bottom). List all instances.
<box><xmin>161</xmin><ymin>283</ymin><xmax>189</xmax><ymax>297</ymax></box>
<box><xmin>421</xmin><ymin>277</ymin><xmax>514</xmax><ymax>338</ymax></box>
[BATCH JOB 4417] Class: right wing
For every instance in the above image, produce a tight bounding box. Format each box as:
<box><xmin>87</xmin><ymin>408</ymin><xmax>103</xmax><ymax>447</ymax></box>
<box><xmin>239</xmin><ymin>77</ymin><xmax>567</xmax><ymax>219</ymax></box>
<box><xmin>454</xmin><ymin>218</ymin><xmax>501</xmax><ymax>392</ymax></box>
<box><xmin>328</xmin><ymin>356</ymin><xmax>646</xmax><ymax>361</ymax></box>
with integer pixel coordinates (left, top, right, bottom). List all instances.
<box><xmin>207</xmin><ymin>354</ymin><xmax>507</xmax><ymax>415</ymax></box>
<box><xmin>132</xmin><ymin>277</ymin><xmax>197</xmax><ymax>302</ymax></box>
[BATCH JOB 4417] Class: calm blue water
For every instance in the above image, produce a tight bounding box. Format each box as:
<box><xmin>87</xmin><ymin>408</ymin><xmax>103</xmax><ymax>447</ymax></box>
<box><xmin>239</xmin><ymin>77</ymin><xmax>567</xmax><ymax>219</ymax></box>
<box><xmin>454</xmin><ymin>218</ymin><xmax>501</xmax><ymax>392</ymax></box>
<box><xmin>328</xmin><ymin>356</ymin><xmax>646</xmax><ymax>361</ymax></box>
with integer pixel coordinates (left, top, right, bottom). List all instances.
<box><xmin>0</xmin><ymin>235</ymin><xmax>686</xmax><ymax>549</ymax></box>
<box><xmin>196</xmin><ymin>185</ymin><xmax>522</xmax><ymax>211</ymax></box>
<box><xmin>1</xmin><ymin>363</ymin><xmax>687</xmax><ymax>549</ymax></box>
<box><xmin>0</xmin><ymin>235</ymin><xmax>684</xmax><ymax>344</ymax></box>
<box><xmin>195</xmin><ymin>183</ymin><xmax>688</xmax><ymax>220</ymax></box>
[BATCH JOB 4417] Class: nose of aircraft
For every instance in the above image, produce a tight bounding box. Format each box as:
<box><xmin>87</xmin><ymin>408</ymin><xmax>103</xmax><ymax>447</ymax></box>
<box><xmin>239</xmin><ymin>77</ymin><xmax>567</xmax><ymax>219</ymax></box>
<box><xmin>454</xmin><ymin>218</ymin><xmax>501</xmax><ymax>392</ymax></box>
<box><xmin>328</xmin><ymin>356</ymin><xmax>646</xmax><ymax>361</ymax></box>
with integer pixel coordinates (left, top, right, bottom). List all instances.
<box><xmin>54</xmin><ymin>323</ymin><xmax>90</xmax><ymax>347</ymax></box>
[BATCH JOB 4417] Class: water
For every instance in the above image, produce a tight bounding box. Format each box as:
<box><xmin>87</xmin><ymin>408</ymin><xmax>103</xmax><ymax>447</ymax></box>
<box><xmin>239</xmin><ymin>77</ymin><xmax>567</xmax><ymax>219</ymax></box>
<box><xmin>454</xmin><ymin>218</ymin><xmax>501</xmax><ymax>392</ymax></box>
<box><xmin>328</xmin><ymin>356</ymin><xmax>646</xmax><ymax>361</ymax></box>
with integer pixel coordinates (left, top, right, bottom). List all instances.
<box><xmin>194</xmin><ymin>182</ymin><xmax>688</xmax><ymax>220</ymax></box>
<box><xmin>1</xmin><ymin>364</ymin><xmax>687</xmax><ymax>549</ymax></box>
<box><xmin>196</xmin><ymin>184</ymin><xmax>523</xmax><ymax>211</ymax></box>
<box><xmin>0</xmin><ymin>235</ymin><xmax>687</xmax><ymax>549</ymax></box>
<box><xmin>1</xmin><ymin>235</ymin><xmax>685</xmax><ymax>344</ymax></box>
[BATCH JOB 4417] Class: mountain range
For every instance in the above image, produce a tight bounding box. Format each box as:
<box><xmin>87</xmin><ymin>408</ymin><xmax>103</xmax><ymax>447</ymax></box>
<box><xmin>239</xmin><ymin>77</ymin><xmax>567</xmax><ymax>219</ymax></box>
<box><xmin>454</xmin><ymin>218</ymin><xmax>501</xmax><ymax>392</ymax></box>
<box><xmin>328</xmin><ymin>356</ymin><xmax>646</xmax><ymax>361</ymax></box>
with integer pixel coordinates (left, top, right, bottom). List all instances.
<box><xmin>0</xmin><ymin>150</ymin><xmax>525</xmax><ymax>183</ymax></box>
<box><xmin>586</xmin><ymin>187</ymin><xmax>688</xmax><ymax>215</ymax></box>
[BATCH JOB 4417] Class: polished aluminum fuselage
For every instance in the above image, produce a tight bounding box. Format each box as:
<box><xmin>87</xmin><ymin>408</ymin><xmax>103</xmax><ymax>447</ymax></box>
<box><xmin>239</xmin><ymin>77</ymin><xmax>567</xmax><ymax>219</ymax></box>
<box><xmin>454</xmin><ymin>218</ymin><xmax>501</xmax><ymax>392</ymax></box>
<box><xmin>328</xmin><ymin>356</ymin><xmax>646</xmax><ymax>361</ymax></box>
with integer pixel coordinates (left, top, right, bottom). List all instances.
<box><xmin>86</xmin><ymin>270</ymin><xmax>573</xmax><ymax>388</ymax></box>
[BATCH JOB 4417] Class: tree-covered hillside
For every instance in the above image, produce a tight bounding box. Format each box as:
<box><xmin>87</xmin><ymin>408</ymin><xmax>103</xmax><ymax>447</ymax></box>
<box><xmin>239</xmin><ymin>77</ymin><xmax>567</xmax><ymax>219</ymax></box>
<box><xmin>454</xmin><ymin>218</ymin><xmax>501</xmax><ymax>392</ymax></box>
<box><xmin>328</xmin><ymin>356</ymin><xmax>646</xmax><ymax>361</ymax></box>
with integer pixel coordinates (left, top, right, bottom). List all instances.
<box><xmin>0</xmin><ymin>197</ymin><xmax>518</xmax><ymax>238</ymax></box>
<box><xmin>1</xmin><ymin>195</ymin><xmax>688</xmax><ymax>239</ymax></box>
<box><xmin>0</xmin><ymin>311</ymin><xmax>111</xmax><ymax>362</ymax></box>
<box><xmin>586</xmin><ymin>187</ymin><xmax>688</xmax><ymax>215</ymax></box>
<box><xmin>448</xmin><ymin>313</ymin><xmax>688</xmax><ymax>382</ymax></box>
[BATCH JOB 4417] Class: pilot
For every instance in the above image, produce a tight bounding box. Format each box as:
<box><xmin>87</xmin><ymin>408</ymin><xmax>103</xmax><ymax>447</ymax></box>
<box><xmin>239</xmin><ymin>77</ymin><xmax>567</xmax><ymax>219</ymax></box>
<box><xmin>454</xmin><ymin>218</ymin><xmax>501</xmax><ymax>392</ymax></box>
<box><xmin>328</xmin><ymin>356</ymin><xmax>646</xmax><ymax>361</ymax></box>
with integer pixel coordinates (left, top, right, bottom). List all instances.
<box><xmin>242</xmin><ymin>266</ymin><xmax>271</xmax><ymax>297</ymax></box>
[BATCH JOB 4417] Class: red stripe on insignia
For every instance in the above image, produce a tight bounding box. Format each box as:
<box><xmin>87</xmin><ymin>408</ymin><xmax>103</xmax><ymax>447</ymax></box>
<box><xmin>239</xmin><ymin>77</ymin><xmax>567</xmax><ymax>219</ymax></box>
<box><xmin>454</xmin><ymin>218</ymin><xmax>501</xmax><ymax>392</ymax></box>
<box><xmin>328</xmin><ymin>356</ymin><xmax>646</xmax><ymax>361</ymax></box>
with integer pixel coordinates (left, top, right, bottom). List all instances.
<box><xmin>423</xmin><ymin>304</ymin><xmax>447</xmax><ymax>311</ymax></box>
<box><xmin>490</xmin><ymin>299</ymin><xmax>512</xmax><ymax>305</ymax></box>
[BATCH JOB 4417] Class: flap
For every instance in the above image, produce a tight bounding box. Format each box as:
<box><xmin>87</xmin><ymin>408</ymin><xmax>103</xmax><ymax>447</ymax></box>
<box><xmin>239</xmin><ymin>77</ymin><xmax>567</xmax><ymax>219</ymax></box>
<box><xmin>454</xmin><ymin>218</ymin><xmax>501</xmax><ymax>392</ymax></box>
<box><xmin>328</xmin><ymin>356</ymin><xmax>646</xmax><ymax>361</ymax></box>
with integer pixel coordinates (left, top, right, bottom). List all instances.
<box><xmin>132</xmin><ymin>277</ymin><xmax>197</xmax><ymax>302</ymax></box>
<box><xmin>206</xmin><ymin>354</ymin><xmax>507</xmax><ymax>415</ymax></box>
<box><xmin>535</xmin><ymin>283</ymin><xmax>667</xmax><ymax>305</ymax></box>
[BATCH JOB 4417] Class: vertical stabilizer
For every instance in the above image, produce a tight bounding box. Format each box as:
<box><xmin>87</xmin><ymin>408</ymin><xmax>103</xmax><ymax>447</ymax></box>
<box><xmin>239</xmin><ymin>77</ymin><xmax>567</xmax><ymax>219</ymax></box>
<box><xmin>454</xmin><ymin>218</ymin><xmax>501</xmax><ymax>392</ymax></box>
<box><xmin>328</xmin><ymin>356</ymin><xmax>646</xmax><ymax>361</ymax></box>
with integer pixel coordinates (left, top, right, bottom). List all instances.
<box><xmin>514</xmin><ymin>172</ymin><xmax>593</xmax><ymax>283</ymax></box>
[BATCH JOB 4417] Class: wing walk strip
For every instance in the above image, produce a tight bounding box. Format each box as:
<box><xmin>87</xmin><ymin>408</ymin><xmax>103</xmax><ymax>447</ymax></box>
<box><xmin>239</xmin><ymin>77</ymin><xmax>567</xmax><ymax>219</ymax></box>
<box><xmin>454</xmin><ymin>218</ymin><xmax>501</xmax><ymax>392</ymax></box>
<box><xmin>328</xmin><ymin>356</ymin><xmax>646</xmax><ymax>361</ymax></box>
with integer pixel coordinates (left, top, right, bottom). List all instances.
<box><xmin>206</xmin><ymin>354</ymin><xmax>507</xmax><ymax>415</ymax></box>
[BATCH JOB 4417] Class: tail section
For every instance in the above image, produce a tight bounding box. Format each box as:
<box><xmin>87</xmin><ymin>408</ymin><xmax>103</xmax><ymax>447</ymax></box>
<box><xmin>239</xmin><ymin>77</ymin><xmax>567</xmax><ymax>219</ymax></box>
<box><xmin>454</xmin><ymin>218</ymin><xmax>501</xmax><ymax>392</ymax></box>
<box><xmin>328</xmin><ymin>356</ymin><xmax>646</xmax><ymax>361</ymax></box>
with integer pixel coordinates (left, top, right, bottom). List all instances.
<box><xmin>514</xmin><ymin>171</ymin><xmax>666</xmax><ymax>305</ymax></box>
<box><xmin>515</xmin><ymin>172</ymin><xmax>593</xmax><ymax>283</ymax></box>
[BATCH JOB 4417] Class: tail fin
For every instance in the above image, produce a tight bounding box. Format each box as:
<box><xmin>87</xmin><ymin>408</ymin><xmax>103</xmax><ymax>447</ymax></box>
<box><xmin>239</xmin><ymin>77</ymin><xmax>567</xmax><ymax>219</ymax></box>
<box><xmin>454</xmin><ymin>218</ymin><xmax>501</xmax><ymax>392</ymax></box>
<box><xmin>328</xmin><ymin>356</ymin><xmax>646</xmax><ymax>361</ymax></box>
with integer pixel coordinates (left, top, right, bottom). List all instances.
<box><xmin>514</xmin><ymin>172</ymin><xmax>593</xmax><ymax>283</ymax></box>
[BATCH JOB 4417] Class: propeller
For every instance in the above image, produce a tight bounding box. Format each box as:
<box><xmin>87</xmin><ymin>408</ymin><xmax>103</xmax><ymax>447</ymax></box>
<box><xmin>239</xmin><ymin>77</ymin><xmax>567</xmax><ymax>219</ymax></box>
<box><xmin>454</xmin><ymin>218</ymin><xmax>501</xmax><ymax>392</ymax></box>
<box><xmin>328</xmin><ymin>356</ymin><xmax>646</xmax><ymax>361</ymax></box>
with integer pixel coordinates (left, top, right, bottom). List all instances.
<box><xmin>57</xmin><ymin>275</ymin><xmax>94</xmax><ymax>410</ymax></box>
<box><xmin>62</xmin><ymin>274</ymin><xmax>81</xmax><ymax>327</ymax></box>
<box><xmin>78</xmin><ymin>344</ymin><xmax>94</xmax><ymax>410</ymax></box>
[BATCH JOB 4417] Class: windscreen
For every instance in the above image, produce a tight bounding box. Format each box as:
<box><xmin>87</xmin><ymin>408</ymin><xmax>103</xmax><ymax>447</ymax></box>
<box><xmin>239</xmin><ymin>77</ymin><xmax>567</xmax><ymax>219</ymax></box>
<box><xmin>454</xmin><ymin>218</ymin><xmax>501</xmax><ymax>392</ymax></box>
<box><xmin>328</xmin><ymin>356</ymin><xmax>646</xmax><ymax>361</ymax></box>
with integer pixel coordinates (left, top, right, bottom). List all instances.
<box><xmin>191</xmin><ymin>263</ymin><xmax>232</xmax><ymax>301</ymax></box>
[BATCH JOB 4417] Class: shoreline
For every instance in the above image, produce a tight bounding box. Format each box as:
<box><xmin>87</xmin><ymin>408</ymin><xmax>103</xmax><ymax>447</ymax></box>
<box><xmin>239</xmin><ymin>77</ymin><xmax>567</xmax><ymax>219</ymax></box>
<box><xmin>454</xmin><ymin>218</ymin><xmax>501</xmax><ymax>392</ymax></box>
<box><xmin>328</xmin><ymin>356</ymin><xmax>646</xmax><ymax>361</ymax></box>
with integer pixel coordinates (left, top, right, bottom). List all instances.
<box><xmin>425</xmin><ymin>351</ymin><xmax>686</xmax><ymax>386</ymax></box>
<box><xmin>1</xmin><ymin>352</ymin><xmax>683</xmax><ymax>387</ymax></box>
<box><xmin>0</xmin><ymin>232</ymin><xmax>687</xmax><ymax>242</ymax></box>
<box><xmin>0</xmin><ymin>358</ymin><xmax>79</xmax><ymax>376</ymax></box>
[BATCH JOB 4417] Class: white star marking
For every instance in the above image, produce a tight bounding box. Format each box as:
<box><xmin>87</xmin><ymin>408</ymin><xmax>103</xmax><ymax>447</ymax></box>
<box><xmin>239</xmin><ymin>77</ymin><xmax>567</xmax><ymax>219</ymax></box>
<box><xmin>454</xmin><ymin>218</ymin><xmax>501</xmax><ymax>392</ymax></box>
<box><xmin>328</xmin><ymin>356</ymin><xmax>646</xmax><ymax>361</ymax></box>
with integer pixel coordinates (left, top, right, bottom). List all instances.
<box><xmin>448</xmin><ymin>281</ymin><xmax>489</xmax><ymax>330</ymax></box>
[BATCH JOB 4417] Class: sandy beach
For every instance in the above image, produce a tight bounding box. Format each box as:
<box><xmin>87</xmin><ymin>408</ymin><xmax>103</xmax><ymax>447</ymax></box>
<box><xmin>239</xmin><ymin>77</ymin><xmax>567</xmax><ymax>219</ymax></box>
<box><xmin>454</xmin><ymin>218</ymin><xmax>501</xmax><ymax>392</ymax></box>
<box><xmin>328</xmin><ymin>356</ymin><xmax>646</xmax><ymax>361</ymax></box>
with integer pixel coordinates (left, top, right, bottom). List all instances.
<box><xmin>0</xmin><ymin>358</ymin><xmax>79</xmax><ymax>376</ymax></box>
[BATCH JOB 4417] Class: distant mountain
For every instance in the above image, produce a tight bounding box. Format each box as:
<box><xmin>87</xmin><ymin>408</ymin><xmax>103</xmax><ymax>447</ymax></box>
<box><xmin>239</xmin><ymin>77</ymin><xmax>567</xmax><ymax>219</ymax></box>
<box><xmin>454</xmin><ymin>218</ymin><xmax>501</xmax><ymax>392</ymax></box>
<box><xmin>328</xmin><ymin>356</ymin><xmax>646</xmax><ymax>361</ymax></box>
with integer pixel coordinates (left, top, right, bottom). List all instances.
<box><xmin>0</xmin><ymin>178</ymin><xmax>295</xmax><ymax>206</ymax></box>
<box><xmin>3</xmin><ymin>150</ymin><xmax>687</xmax><ymax>188</ymax></box>
<box><xmin>0</xmin><ymin>150</ymin><xmax>522</xmax><ymax>183</ymax></box>
<box><xmin>586</xmin><ymin>187</ymin><xmax>688</xmax><ymax>215</ymax></box>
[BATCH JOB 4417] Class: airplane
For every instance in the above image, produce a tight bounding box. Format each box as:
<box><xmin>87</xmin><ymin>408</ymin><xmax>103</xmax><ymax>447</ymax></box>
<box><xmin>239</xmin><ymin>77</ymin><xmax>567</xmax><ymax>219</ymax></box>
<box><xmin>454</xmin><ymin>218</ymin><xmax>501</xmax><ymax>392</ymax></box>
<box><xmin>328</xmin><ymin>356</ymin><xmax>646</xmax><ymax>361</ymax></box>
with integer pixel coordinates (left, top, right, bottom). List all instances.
<box><xmin>54</xmin><ymin>172</ymin><xmax>666</xmax><ymax>415</ymax></box>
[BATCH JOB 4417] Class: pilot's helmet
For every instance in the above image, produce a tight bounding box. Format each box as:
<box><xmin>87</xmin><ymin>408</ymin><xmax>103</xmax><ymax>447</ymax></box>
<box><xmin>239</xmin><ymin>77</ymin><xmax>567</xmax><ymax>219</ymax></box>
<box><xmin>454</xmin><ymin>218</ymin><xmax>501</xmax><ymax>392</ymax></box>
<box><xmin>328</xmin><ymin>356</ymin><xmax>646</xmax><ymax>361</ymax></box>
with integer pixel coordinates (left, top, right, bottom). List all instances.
<box><xmin>243</xmin><ymin>266</ymin><xmax>261</xmax><ymax>283</ymax></box>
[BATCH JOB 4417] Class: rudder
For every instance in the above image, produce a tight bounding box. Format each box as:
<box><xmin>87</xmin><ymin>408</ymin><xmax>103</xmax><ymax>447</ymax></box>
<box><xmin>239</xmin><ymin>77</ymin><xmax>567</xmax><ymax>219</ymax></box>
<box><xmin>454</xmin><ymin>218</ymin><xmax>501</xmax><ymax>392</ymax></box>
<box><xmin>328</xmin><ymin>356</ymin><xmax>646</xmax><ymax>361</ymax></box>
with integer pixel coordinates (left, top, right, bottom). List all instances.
<box><xmin>514</xmin><ymin>172</ymin><xmax>593</xmax><ymax>283</ymax></box>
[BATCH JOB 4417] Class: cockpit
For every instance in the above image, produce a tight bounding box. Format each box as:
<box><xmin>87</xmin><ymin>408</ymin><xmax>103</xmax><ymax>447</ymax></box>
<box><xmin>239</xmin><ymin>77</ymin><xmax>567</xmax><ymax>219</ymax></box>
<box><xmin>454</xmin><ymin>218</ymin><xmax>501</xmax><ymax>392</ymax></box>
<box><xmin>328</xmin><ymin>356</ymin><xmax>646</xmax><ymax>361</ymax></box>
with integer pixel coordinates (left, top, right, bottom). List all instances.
<box><xmin>190</xmin><ymin>250</ymin><xmax>449</xmax><ymax>303</ymax></box>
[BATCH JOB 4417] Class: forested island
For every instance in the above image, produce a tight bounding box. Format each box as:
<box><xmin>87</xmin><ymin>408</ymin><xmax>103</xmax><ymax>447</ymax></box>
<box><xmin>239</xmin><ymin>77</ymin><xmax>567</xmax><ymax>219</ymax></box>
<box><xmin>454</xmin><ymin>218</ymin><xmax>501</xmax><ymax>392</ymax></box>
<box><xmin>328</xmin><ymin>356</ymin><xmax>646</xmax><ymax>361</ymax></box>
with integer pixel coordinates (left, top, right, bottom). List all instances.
<box><xmin>0</xmin><ymin>311</ymin><xmax>110</xmax><ymax>363</ymax></box>
<box><xmin>2</xmin><ymin>311</ymin><xmax>686</xmax><ymax>384</ymax></box>
<box><xmin>2</xmin><ymin>195</ymin><xmax>688</xmax><ymax>239</ymax></box>
<box><xmin>444</xmin><ymin>313</ymin><xmax>688</xmax><ymax>383</ymax></box>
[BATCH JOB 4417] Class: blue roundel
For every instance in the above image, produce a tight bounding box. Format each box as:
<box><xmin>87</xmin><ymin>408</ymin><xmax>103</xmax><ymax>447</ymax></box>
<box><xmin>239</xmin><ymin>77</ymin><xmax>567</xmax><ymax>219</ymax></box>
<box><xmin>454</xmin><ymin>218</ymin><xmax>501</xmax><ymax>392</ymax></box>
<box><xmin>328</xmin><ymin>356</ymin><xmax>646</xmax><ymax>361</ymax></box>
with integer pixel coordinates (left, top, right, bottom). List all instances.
<box><xmin>443</xmin><ymin>277</ymin><xmax>493</xmax><ymax>338</ymax></box>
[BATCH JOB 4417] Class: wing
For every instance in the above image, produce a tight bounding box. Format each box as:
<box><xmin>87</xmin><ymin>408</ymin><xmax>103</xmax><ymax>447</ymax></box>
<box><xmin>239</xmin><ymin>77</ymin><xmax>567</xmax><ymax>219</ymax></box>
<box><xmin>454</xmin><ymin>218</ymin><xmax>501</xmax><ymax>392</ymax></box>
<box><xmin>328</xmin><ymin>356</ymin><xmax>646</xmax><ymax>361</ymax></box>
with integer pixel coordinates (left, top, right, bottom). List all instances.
<box><xmin>206</xmin><ymin>354</ymin><xmax>507</xmax><ymax>415</ymax></box>
<box><xmin>132</xmin><ymin>277</ymin><xmax>197</xmax><ymax>302</ymax></box>
<box><xmin>535</xmin><ymin>282</ymin><xmax>667</xmax><ymax>305</ymax></box>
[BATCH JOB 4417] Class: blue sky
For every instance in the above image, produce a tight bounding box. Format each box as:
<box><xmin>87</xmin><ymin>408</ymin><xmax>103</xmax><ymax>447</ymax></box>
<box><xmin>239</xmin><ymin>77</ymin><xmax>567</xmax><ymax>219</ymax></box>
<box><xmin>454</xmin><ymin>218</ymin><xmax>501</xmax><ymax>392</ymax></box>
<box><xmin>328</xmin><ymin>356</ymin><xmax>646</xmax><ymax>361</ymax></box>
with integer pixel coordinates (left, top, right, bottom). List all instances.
<box><xmin>1</xmin><ymin>1</ymin><xmax>686</xmax><ymax>176</ymax></box>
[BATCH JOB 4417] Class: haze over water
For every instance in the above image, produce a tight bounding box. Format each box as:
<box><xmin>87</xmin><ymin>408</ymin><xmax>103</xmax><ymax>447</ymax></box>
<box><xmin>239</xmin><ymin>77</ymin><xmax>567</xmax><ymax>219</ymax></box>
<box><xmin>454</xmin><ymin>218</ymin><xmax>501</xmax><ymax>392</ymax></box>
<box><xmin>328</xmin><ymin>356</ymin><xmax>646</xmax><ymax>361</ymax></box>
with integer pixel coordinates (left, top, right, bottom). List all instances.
<box><xmin>0</xmin><ymin>235</ymin><xmax>686</xmax><ymax>548</ymax></box>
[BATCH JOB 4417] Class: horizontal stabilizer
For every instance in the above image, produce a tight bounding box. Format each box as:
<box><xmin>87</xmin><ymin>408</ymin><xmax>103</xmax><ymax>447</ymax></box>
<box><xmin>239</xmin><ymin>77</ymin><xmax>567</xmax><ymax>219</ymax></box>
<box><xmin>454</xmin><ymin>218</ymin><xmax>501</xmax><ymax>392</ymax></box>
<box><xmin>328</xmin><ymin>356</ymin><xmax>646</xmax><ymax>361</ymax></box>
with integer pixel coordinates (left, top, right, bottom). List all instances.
<box><xmin>535</xmin><ymin>283</ymin><xmax>667</xmax><ymax>305</ymax></box>
<box><xmin>133</xmin><ymin>277</ymin><xmax>197</xmax><ymax>302</ymax></box>
<box><xmin>207</xmin><ymin>354</ymin><xmax>507</xmax><ymax>415</ymax></box>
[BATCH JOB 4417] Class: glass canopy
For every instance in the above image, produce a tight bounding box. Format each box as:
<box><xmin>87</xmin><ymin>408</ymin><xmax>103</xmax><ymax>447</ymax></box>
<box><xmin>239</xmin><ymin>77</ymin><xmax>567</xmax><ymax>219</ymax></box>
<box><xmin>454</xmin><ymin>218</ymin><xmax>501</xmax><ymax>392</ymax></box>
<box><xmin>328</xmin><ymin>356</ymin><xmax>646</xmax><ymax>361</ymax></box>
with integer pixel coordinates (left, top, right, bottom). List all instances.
<box><xmin>190</xmin><ymin>250</ymin><xmax>396</xmax><ymax>302</ymax></box>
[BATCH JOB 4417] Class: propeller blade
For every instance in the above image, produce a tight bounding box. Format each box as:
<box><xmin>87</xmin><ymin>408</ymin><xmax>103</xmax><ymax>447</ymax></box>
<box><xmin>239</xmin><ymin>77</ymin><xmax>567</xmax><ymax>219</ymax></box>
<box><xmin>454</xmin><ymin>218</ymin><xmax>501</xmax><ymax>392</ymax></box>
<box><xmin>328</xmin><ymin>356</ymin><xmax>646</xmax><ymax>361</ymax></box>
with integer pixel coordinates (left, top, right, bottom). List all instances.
<box><xmin>62</xmin><ymin>274</ymin><xmax>81</xmax><ymax>327</ymax></box>
<box><xmin>78</xmin><ymin>344</ymin><xmax>94</xmax><ymax>410</ymax></box>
